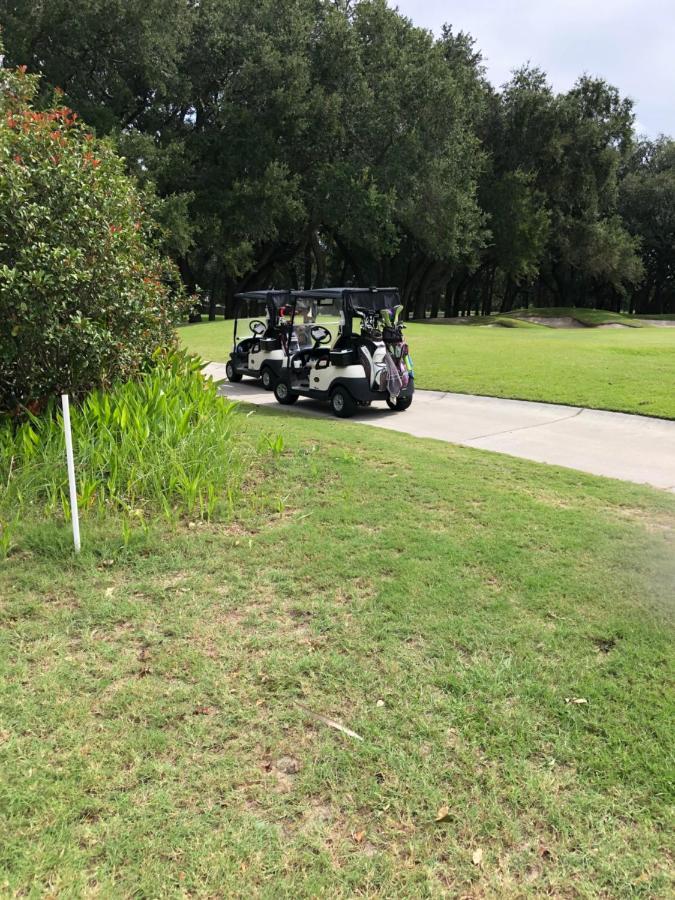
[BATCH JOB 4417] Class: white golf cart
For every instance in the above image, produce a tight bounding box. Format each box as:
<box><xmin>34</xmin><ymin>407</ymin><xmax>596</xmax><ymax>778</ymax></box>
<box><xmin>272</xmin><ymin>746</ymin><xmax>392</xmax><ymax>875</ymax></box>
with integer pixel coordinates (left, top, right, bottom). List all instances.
<box><xmin>273</xmin><ymin>287</ymin><xmax>414</xmax><ymax>417</ymax></box>
<box><xmin>225</xmin><ymin>290</ymin><xmax>293</xmax><ymax>390</ymax></box>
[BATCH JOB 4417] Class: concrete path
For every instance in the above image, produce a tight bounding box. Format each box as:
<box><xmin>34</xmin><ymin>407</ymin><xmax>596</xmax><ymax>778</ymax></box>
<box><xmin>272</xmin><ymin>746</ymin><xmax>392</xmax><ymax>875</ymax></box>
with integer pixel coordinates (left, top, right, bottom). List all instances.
<box><xmin>204</xmin><ymin>363</ymin><xmax>675</xmax><ymax>492</ymax></box>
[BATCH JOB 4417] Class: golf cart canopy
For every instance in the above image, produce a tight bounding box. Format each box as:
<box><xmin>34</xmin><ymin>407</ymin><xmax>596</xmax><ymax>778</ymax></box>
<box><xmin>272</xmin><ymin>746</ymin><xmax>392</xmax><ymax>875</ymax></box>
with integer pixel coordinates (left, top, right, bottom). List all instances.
<box><xmin>299</xmin><ymin>287</ymin><xmax>401</xmax><ymax>313</ymax></box>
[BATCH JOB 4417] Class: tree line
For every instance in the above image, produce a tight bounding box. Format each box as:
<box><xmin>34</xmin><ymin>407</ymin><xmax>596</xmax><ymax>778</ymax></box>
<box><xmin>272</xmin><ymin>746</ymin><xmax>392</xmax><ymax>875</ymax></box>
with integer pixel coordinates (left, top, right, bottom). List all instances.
<box><xmin>2</xmin><ymin>0</ymin><xmax>673</xmax><ymax>317</ymax></box>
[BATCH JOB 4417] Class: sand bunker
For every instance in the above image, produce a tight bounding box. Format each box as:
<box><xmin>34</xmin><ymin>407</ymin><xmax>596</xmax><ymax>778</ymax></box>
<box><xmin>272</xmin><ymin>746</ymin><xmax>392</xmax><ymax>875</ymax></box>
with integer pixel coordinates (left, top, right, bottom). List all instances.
<box><xmin>520</xmin><ymin>316</ymin><xmax>584</xmax><ymax>328</ymax></box>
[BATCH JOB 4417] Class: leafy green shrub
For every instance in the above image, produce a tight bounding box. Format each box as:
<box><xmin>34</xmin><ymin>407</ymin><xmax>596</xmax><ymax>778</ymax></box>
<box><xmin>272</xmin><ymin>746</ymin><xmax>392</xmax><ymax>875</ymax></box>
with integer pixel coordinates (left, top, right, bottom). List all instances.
<box><xmin>0</xmin><ymin>55</ymin><xmax>189</xmax><ymax>413</ymax></box>
<box><xmin>0</xmin><ymin>352</ymin><xmax>251</xmax><ymax>543</ymax></box>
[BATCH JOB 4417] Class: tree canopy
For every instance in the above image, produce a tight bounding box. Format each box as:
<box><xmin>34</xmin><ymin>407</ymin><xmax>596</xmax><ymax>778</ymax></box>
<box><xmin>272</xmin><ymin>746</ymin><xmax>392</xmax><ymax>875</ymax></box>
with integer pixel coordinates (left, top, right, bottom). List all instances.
<box><xmin>1</xmin><ymin>0</ymin><xmax>673</xmax><ymax>316</ymax></box>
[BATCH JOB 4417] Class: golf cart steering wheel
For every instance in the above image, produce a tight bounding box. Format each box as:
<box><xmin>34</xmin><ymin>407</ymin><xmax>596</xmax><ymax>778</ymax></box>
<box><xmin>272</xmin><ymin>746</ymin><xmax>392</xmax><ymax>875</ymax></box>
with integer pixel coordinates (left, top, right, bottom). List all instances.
<box><xmin>310</xmin><ymin>325</ymin><xmax>332</xmax><ymax>345</ymax></box>
<box><xmin>249</xmin><ymin>320</ymin><xmax>266</xmax><ymax>336</ymax></box>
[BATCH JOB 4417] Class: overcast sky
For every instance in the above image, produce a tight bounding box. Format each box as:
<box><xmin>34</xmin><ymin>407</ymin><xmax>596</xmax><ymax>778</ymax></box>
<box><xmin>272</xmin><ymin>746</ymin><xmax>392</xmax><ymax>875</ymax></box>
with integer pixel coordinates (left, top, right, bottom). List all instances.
<box><xmin>395</xmin><ymin>1</ymin><xmax>674</xmax><ymax>137</ymax></box>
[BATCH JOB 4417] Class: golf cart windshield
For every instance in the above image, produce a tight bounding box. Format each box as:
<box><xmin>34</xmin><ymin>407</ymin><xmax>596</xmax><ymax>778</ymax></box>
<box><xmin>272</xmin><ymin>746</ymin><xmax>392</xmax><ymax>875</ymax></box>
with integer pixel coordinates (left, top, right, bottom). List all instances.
<box><xmin>232</xmin><ymin>290</ymin><xmax>290</xmax><ymax>345</ymax></box>
<box><xmin>294</xmin><ymin>296</ymin><xmax>341</xmax><ymax>325</ymax></box>
<box><xmin>285</xmin><ymin>295</ymin><xmax>342</xmax><ymax>354</ymax></box>
<box><xmin>346</xmin><ymin>289</ymin><xmax>400</xmax><ymax>314</ymax></box>
<box><xmin>299</xmin><ymin>287</ymin><xmax>400</xmax><ymax>318</ymax></box>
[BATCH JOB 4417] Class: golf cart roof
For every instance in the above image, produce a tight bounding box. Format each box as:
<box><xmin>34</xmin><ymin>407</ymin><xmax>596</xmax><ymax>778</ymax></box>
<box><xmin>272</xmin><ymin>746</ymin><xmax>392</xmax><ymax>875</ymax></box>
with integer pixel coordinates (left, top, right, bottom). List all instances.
<box><xmin>298</xmin><ymin>287</ymin><xmax>400</xmax><ymax>312</ymax></box>
<box><xmin>234</xmin><ymin>290</ymin><xmax>292</xmax><ymax>309</ymax></box>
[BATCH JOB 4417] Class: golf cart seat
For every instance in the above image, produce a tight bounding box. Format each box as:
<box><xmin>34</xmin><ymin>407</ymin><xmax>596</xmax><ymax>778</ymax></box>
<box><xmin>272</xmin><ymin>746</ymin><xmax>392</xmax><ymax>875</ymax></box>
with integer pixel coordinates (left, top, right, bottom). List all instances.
<box><xmin>235</xmin><ymin>337</ymin><xmax>256</xmax><ymax>355</ymax></box>
<box><xmin>329</xmin><ymin>333</ymin><xmax>361</xmax><ymax>366</ymax></box>
<box><xmin>291</xmin><ymin>346</ymin><xmax>330</xmax><ymax>369</ymax></box>
<box><xmin>259</xmin><ymin>334</ymin><xmax>282</xmax><ymax>351</ymax></box>
<box><xmin>290</xmin><ymin>323</ymin><xmax>333</xmax><ymax>370</ymax></box>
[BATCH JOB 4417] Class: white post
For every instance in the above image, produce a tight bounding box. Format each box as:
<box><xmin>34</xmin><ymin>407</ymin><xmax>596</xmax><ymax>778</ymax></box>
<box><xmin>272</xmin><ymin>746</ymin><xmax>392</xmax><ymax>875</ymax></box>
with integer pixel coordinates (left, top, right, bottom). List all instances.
<box><xmin>61</xmin><ymin>394</ymin><xmax>81</xmax><ymax>553</ymax></box>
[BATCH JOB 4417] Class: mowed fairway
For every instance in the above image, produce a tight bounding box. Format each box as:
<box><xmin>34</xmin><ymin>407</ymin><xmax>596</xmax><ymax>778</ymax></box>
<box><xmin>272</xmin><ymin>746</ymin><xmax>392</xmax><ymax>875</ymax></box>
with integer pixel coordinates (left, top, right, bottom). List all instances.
<box><xmin>180</xmin><ymin>320</ymin><xmax>675</xmax><ymax>419</ymax></box>
<box><xmin>409</xmin><ymin>324</ymin><xmax>675</xmax><ymax>419</ymax></box>
<box><xmin>2</xmin><ymin>410</ymin><xmax>674</xmax><ymax>896</ymax></box>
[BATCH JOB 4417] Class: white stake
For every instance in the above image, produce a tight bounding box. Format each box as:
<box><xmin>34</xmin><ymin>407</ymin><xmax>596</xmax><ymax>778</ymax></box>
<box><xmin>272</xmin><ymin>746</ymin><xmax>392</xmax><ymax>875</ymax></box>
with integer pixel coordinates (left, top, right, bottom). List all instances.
<box><xmin>61</xmin><ymin>394</ymin><xmax>81</xmax><ymax>553</ymax></box>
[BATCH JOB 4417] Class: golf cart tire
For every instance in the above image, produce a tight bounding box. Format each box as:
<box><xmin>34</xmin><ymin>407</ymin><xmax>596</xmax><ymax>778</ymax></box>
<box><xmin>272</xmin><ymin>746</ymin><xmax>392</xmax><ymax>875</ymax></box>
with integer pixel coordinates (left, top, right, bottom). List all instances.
<box><xmin>226</xmin><ymin>360</ymin><xmax>243</xmax><ymax>383</ymax></box>
<box><xmin>274</xmin><ymin>381</ymin><xmax>298</xmax><ymax>405</ymax></box>
<box><xmin>330</xmin><ymin>386</ymin><xmax>356</xmax><ymax>418</ymax></box>
<box><xmin>261</xmin><ymin>367</ymin><xmax>276</xmax><ymax>391</ymax></box>
<box><xmin>386</xmin><ymin>395</ymin><xmax>413</xmax><ymax>411</ymax></box>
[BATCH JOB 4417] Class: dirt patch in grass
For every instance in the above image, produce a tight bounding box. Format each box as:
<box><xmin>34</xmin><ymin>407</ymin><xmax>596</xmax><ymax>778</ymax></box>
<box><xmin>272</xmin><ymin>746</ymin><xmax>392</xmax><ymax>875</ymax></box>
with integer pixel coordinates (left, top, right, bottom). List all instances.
<box><xmin>158</xmin><ymin>571</ymin><xmax>191</xmax><ymax>590</ymax></box>
<box><xmin>334</xmin><ymin>576</ymin><xmax>379</xmax><ymax>605</ymax></box>
<box><xmin>613</xmin><ymin>506</ymin><xmax>674</xmax><ymax>535</ymax></box>
<box><xmin>41</xmin><ymin>589</ymin><xmax>81</xmax><ymax>610</ymax></box>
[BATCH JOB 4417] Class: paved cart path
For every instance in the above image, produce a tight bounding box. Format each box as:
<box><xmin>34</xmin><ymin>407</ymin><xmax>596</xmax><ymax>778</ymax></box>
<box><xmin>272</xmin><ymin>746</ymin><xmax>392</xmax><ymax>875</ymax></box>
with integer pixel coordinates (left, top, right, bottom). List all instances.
<box><xmin>204</xmin><ymin>363</ymin><xmax>675</xmax><ymax>492</ymax></box>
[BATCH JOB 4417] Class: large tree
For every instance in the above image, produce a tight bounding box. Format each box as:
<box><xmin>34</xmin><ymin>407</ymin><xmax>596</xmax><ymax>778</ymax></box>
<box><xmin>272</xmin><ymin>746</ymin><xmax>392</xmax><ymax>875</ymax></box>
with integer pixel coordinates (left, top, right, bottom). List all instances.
<box><xmin>620</xmin><ymin>138</ymin><xmax>675</xmax><ymax>314</ymax></box>
<box><xmin>1</xmin><ymin>0</ymin><xmax>670</xmax><ymax>316</ymax></box>
<box><xmin>544</xmin><ymin>75</ymin><xmax>642</xmax><ymax>307</ymax></box>
<box><xmin>466</xmin><ymin>68</ymin><xmax>643</xmax><ymax>315</ymax></box>
<box><xmin>1</xmin><ymin>0</ymin><xmax>486</xmax><ymax>316</ymax></box>
<box><xmin>0</xmin><ymin>0</ymin><xmax>191</xmax><ymax>132</ymax></box>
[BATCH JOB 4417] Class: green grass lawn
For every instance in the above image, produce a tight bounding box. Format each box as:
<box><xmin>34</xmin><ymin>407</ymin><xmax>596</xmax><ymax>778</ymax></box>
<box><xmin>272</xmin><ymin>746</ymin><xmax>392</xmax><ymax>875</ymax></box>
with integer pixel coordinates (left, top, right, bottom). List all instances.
<box><xmin>179</xmin><ymin>318</ymin><xmax>675</xmax><ymax>419</ymax></box>
<box><xmin>2</xmin><ymin>407</ymin><xmax>674</xmax><ymax>896</ymax></box>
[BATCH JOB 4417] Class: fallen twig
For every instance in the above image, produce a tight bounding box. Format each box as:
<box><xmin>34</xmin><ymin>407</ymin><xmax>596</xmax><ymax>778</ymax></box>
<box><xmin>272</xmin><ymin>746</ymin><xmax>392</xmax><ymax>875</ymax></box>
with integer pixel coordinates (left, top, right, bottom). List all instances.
<box><xmin>295</xmin><ymin>703</ymin><xmax>364</xmax><ymax>741</ymax></box>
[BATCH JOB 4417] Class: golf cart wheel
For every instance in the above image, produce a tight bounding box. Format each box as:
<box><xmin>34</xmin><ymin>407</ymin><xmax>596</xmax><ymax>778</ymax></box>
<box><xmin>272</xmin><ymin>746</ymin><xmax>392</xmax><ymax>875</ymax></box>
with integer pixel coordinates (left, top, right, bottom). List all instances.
<box><xmin>226</xmin><ymin>360</ymin><xmax>242</xmax><ymax>383</ymax></box>
<box><xmin>330</xmin><ymin>386</ymin><xmax>356</xmax><ymax>418</ymax></box>
<box><xmin>261</xmin><ymin>367</ymin><xmax>276</xmax><ymax>391</ymax></box>
<box><xmin>386</xmin><ymin>395</ymin><xmax>413</xmax><ymax>411</ymax></box>
<box><xmin>274</xmin><ymin>380</ymin><xmax>298</xmax><ymax>405</ymax></box>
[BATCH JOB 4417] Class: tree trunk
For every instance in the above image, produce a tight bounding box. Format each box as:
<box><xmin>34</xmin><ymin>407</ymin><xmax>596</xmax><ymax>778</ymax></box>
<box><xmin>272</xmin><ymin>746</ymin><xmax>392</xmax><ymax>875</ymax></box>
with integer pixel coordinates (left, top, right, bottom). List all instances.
<box><xmin>303</xmin><ymin>241</ymin><xmax>313</xmax><ymax>290</ymax></box>
<box><xmin>224</xmin><ymin>281</ymin><xmax>237</xmax><ymax>320</ymax></box>
<box><xmin>443</xmin><ymin>278</ymin><xmax>455</xmax><ymax>318</ymax></box>
<box><xmin>208</xmin><ymin>279</ymin><xmax>217</xmax><ymax>321</ymax></box>
<box><xmin>311</xmin><ymin>231</ymin><xmax>326</xmax><ymax>287</ymax></box>
<box><xmin>380</xmin><ymin>256</ymin><xmax>391</xmax><ymax>286</ymax></box>
<box><xmin>481</xmin><ymin>265</ymin><xmax>496</xmax><ymax>316</ymax></box>
<box><xmin>332</xmin><ymin>233</ymin><xmax>366</xmax><ymax>285</ymax></box>
<box><xmin>401</xmin><ymin>256</ymin><xmax>428</xmax><ymax>318</ymax></box>
<box><xmin>411</xmin><ymin>260</ymin><xmax>438</xmax><ymax>319</ymax></box>
<box><xmin>445</xmin><ymin>271</ymin><xmax>470</xmax><ymax>317</ymax></box>
<box><xmin>500</xmin><ymin>277</ymin><xmax>516</xmax><ymax>313</ymax></box>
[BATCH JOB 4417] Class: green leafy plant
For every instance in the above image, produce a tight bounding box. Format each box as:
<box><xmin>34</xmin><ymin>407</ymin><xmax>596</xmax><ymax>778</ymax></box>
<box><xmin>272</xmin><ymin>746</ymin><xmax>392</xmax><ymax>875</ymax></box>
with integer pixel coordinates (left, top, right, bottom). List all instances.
<box><xmin>259</xmin><ymin>432</ymin><xmax>284</xmax><ymax>456</ymax></box>
<box><xmin>0</xmin><ymin>52</ymin><xmax>190</xmax><ymax>413</ymax></box>
<box><xmin>0</xmin><ymin>516</ymin><xmax>17</xmax><ymax>559</ymax></box>
<box><xmin>0</xmin><ymin>351</ymin><xmax>268</xmax><ymax>536</ymax></box>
